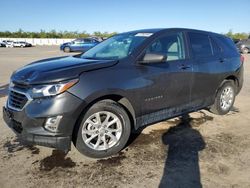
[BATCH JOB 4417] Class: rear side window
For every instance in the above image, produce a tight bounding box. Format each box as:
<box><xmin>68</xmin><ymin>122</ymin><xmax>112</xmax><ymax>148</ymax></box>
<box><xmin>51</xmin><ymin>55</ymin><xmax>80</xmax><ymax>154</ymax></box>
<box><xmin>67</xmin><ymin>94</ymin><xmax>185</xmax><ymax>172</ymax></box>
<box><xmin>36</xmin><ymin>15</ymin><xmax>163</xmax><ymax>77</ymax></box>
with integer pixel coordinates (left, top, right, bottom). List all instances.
<box><xmin>210</xmin><ymin>38</ymin><xmax>222</xmax><ymax>56</ymax></box>
<box><xmin>189</xmin><ymin>32</ymin><xmax>213</xmax><ymax>58</ymax></box>
<box><xmin>84</xmin><ymin>39</ymin><xmax>92</xmax><ymax>43</ymax></box>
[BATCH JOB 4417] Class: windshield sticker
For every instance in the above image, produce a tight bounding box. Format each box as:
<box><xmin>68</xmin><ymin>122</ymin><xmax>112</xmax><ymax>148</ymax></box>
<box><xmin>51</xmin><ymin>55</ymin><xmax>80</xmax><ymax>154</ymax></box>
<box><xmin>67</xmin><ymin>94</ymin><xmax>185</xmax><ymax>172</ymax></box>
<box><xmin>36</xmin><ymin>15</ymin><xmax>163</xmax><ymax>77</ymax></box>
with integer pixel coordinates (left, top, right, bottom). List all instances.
<box><xmin>135</xmin><ymin>33</ymin><xmax>153</xmax><ymax>37</ymax></box>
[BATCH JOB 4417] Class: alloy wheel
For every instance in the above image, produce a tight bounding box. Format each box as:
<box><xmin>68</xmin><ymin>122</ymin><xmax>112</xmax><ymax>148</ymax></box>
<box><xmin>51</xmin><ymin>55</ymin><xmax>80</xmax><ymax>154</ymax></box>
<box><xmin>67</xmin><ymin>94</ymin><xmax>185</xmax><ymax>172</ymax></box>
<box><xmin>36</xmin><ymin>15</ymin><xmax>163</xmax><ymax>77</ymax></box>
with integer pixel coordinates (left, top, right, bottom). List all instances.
<box><xmin>81</xmin><ymin>111</ymin><xmax>122</xmax><ymax>151</ymax></box>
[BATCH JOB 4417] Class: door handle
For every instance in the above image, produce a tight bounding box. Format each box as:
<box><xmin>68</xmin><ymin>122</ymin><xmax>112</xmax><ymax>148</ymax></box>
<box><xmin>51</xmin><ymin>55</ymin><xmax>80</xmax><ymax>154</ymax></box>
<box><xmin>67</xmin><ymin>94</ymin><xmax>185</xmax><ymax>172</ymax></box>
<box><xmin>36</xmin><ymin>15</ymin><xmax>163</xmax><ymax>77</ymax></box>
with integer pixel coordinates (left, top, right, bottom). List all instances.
<box><xmin>179</xmin><ymin>64</ymin><xmax>191</xmax><ymax>70</ymax></box>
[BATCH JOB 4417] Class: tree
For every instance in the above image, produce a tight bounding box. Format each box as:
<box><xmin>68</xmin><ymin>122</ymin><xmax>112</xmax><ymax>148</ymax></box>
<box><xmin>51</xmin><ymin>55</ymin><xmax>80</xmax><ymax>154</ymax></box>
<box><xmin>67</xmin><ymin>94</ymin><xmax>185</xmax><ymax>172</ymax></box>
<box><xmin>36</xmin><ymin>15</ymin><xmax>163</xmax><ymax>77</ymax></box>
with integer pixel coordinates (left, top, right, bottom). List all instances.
<box><xmin>225</xmin><ymin>29</ymin><xmax>249</xmax><ymax>40</ymax></box>
<box><xmin>0</xmin><ymin>29</ymin><xmax>116</xmax><ymax>38</ymax></box>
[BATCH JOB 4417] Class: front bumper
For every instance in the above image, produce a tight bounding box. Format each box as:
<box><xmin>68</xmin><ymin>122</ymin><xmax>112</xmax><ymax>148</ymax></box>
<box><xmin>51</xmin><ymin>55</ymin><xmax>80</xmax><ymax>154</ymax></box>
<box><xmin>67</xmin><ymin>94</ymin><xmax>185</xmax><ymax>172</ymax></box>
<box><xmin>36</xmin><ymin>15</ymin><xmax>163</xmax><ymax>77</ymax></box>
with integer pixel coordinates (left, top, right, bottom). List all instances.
<box><xmin>3</xmin><ymin>91</ymin><xmax>85</xmax><ymax>152</ymax></box>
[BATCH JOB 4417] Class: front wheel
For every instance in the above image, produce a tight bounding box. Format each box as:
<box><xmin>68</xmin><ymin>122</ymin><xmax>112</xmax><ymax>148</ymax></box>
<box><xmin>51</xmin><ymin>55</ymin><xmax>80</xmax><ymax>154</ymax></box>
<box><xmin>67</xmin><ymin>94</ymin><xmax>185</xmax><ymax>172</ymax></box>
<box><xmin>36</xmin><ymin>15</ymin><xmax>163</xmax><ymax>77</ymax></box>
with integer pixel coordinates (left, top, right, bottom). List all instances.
<box><xmin>74</xmin><ymin>100</ymin><xmax>131</xmax><ymax>158</ymax></box>
<box><xmin>209</xmin><ymin>80</ymin><xmax>236</xmax><ymax>115</ymax></box>
<box><xmin>63</xmin><ymin>46</ymin><xmax>71</xmax><ymax>53</ymax></box>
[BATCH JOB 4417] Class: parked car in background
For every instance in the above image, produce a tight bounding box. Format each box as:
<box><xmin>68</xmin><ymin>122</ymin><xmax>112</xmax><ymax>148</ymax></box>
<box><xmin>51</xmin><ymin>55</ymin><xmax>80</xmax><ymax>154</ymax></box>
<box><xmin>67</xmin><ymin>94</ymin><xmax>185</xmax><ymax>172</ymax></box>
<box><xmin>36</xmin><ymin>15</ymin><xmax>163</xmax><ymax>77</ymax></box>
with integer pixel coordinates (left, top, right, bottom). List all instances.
<box><xmin>233</xmin><ymin>39</ymin><xmax>240</xmax><ymax>44</ymax></box>
<box><xmin>3</xmin><ymin>28</ymin><xmax>244</xmax><ymax>158</ymax></box>
<box><xmin>60</xmin><ymin>38</ymin><xmax>99</xmax><ymax>52</ymax></box>
<box><xmin>91</xmin><ymin>36</ymin><xmax>104</xmax><ymax>42</ymax></box>
<box><xmin>13</xmin><ymin>41</ymin><xmax>32</xmax><ymax>48</ymax></box>
<box><xmin>236</xmin><ymin>39</ymin><xmax>250</xmax><ymax>54</ymax></box>
<box><xmin>0</xmin><ymin>42</ymin><xmax>6</xmax><ymax>47</ymax></box>
<box><xmin>21</xmin><ymin>41</ymin><xmax>32</xmax><ymax>47</ymax></box>
<box><xmin>2</xmin><ymin>40</ymin><xmax>14</xmax><ymax>48</ymax></box>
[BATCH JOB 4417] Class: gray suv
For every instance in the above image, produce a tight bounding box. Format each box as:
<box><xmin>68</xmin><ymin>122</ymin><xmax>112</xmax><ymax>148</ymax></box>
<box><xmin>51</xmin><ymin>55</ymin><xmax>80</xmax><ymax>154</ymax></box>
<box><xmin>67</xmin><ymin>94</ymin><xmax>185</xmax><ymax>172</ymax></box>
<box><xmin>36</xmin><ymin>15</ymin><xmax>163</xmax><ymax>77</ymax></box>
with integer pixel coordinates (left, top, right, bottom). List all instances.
<box><xmin>236</xmin><ymin>39</ymin><xmax>250</xmax><ymax>54</ymax></box>
<box><xmin>3</xmin><ymin>28</ymin><xmax>244</xmax><ymax>158</ymax></box>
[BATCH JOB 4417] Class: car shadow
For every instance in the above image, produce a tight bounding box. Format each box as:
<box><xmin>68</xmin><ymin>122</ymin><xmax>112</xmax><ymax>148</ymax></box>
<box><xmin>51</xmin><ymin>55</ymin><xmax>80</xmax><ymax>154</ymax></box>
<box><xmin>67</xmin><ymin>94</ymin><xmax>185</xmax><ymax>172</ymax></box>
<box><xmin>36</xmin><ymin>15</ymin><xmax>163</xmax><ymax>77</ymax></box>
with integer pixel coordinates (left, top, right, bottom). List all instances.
<box><xmin>0</xmin><ymin>84</ymin><xmax>8</xmax><ymax>98</ymax></box>
<box><xmin>159</xmin><ymin>114</ymin><xmax>206</xmax><ymax>188</ymax></box>
<box><xmin>39</xmin><ymin>150</ymin><xmax>76</xmax><ymax>171</ymax></box>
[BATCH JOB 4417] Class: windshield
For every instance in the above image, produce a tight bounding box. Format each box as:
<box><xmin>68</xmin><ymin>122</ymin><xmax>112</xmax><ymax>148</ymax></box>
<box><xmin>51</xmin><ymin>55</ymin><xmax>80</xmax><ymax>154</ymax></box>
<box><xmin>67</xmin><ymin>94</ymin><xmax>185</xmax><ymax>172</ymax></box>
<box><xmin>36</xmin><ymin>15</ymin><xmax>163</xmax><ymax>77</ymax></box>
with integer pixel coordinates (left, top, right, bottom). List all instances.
<box><xmin>81</xmin><ymin>33</ymin><xmax>152</xmax><ymax>60</ymax></box>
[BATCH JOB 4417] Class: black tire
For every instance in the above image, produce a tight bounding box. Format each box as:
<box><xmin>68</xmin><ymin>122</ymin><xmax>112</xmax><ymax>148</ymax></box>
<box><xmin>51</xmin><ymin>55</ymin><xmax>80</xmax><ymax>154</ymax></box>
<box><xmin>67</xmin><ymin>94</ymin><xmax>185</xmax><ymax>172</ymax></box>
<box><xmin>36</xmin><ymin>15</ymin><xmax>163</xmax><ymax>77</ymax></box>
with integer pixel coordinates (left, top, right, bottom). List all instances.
<box><xmin>209</xmin><ymin>80</ymin><xmax>236</xmax><ymax>115</ymax></box>
<box><xmin>242</xmin><ymin>47</ymin><xmax>249</xmax><ymax>54</ymax></box>
<box><xmin>63</xmin><ymin>46</ymin><xmax>71</xmax><ymax>53</ymax></box>
<box><xmin>73</xmin><ymin>100</ymin><xmax>131</xmax><ymax>158</ymax></box>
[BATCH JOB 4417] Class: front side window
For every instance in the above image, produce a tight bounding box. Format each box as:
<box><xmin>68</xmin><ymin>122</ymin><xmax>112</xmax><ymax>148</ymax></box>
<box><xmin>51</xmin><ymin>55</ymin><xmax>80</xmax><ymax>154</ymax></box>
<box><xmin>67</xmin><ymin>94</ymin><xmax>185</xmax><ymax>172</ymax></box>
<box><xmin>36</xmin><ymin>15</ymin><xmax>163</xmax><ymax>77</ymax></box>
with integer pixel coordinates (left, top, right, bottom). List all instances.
<box><xmin>189</xmin><ymin>32</ymin><xmax>213</xmax><ymax>58</ymax></box>
<box><xmin>81</xmin><ymin>33</ymin><xmax>150</xmax><ymax>60</ymax></box>
<box><xmin>145</xmin><ymin>32</ymin><xmax>185</xmax><ymax>61</ymax></box>
<box><xmin>72</xmin><ymin>40</ymin><xmax>82</xmax><ymax>44</ymax></box>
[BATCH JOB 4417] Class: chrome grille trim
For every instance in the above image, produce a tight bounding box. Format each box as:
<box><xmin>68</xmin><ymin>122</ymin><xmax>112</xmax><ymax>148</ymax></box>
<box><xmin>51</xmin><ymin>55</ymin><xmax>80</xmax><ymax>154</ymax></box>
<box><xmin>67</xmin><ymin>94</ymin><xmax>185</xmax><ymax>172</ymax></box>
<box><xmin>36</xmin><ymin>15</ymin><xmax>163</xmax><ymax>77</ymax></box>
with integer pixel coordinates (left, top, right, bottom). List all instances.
<box><xmin>7</xmin><ymin>88</ymin><xmax>32</xmax><ymax>111</ymax></box>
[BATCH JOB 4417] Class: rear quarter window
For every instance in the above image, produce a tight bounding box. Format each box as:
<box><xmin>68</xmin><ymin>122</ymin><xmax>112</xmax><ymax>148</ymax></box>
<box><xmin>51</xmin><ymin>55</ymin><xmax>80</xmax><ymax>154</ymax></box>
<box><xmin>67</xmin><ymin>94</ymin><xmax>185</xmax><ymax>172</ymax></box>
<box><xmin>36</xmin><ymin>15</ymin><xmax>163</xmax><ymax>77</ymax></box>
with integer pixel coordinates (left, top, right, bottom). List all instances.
<box><xmin>214</xmin><ymin>35</ymin><xmax>238</xmax><ymax>56</ymax></box>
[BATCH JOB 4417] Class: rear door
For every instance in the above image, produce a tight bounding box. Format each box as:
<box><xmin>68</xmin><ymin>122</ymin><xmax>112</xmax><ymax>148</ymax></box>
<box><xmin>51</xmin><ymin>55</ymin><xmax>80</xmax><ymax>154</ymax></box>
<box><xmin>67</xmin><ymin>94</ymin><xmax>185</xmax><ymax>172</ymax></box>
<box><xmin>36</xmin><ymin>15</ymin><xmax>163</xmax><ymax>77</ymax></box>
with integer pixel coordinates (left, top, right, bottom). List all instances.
<box><xmin>187</xmin><ymin>32</ymin><xmax>224</xmax><ymax>108</ymax></box>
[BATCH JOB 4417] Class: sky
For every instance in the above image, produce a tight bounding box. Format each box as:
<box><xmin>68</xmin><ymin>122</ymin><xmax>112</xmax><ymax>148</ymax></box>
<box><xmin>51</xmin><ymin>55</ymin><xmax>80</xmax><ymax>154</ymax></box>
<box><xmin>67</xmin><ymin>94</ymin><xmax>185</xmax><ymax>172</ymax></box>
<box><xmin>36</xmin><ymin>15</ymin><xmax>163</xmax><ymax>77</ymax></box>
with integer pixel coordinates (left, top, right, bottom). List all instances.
<box><xmin>0</xmin><ymin>0</ymin><xmax>249</xmax><ymax>34</ymax></box>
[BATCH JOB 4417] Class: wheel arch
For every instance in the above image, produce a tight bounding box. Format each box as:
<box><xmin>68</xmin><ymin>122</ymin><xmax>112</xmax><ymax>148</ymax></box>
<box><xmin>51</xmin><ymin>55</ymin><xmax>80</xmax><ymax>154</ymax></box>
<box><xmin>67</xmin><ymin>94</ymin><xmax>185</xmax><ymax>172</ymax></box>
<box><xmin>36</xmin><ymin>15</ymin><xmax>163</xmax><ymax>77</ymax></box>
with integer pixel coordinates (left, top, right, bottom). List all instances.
<box><xmin>72</xmin><ymin>94</ymin><xmax>136</xmax><ymax>143</ymax></box>
<box><xmin>225</xmin><ymin>75</ymin><xmax>239</xmax><ymax>91</ymax></box>
<box><xmin>209</xmin><ymin>76</ymin><xmax>237</xmax><ymax>115</ymax></box>
<box><xmin>63</xmin><ymin>46</ymin><xmax>71</xmax><ymax>52</ymax></box>
<box><xmin>212</xmin><ymin>75</ymin><xmax>239</xmax><ymax>104</ymax></box>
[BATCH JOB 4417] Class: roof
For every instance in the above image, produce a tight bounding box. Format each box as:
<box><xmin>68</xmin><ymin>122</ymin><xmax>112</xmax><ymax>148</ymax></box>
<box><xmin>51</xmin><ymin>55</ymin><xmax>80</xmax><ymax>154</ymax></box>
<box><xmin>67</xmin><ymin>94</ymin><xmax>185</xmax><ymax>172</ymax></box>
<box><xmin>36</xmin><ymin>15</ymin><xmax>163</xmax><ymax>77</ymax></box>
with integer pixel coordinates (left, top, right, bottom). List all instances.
<box><xmin>122</xmin><ymin>28</ymin><xmax>221</xmax><ymax>36</ymax></box>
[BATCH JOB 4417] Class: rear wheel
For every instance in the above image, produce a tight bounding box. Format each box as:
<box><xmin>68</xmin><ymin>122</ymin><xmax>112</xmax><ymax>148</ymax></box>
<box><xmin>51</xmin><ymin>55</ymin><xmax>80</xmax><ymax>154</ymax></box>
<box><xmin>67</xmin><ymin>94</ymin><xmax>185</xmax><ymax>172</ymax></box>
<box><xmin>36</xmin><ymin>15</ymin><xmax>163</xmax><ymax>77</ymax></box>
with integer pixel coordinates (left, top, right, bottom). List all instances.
<box><xmin>209</xmin><ymin>80</ymin><xmax>236</xmax><ymax>115</ymax></box>
<box><xmin>74</xmin><ymin>100</ymin><xmax>131</xmax><ymax>158</ymax></box>
<box><xmin>63</xmin><ymin>46</ymin><xmax>71</xmax><ymax>53</ymax></box>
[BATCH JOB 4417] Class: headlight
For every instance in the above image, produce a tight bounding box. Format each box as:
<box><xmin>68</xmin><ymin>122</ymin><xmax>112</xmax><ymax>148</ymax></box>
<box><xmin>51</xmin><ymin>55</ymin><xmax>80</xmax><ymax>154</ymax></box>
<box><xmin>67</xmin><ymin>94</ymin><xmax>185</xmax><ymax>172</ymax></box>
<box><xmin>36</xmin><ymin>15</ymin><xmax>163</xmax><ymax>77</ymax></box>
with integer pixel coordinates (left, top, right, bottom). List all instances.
<box><xmin>240</xmin><ymin>44</ymin><xmax>245</xmax><ymax>49</ymax></box>
<box><xmin>29</xmin><ymin>79</ymin><xmax>78</xmax><ymax>98</ymax></box>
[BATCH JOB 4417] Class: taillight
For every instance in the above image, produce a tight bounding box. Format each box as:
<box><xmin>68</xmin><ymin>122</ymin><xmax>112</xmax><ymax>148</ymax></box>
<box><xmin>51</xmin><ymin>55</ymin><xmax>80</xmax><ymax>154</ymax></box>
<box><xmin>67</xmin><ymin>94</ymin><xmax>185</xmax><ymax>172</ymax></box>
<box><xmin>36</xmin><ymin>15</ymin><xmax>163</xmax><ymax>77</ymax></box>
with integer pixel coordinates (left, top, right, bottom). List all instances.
<box><xmin>240</xmin><ymin>55</ymin><xmax>244</xmax><ymax>63</ymax></box>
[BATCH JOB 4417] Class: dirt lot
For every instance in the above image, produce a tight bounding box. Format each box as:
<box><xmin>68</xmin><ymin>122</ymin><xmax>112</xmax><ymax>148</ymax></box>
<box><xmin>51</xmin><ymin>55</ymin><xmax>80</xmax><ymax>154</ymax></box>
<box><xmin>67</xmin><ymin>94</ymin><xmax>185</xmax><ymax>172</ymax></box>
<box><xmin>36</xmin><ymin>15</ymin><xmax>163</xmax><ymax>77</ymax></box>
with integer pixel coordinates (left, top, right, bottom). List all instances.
<box><xmin>0</xmin><ymin>46</ymin><xmax>250</xmax><ymax>188</ymax></box>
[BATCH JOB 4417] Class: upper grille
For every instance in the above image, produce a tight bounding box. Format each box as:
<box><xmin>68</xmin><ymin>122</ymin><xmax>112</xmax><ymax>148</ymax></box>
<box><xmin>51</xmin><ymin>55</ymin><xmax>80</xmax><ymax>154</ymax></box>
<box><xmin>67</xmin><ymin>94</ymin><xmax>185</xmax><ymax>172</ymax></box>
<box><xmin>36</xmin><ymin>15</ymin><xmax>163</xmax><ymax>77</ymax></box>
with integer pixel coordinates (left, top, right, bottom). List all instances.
<box><xmin>13</xmin><ymin>82</ymin><xmax>30</xmax><ymax>90</ymax></box>
<box><xmin>8</xmin><ymin>90</ymin><xmax>29</xmax><ymax>110</ymax></box>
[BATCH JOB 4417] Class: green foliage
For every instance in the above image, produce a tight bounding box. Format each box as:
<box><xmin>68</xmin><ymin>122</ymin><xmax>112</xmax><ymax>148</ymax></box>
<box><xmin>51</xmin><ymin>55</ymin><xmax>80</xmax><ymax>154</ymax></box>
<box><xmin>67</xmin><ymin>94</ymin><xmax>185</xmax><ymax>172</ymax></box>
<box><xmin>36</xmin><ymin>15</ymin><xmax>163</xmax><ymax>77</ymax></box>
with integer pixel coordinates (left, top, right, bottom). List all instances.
<box><xmin>225</xmin><ymin>29</ymin><xmax>250</xmax><ymax>40</ymax></box>
<box><xmin>0</xmin><ymin>29</ymin><xmax>118</xmax><ymax>38</ymax></box>
<box><xmin>1</xmin><ymin>29</ymin><xmax>249</xmax><ymax>40</ymax></box>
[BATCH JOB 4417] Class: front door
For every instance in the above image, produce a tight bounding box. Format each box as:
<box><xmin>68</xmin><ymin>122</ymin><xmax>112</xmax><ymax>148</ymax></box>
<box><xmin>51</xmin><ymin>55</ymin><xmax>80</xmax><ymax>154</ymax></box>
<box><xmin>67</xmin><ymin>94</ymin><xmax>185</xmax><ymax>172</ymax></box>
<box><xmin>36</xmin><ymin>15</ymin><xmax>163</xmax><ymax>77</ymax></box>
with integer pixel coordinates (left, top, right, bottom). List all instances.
<box><xmin>136</xmin><ymin>32</ymin><xmax>193</xmax><ymax>118</ymax></box>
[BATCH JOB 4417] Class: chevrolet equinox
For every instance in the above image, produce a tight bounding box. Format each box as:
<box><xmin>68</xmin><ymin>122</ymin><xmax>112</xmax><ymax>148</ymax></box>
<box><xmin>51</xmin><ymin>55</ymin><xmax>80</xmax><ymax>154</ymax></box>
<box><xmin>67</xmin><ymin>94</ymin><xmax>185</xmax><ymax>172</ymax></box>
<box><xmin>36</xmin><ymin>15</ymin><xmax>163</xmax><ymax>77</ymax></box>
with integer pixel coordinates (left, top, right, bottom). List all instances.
<box><xmin>3</xmin><ymin>28</ymin><xmax>244</xmax><ymax>158</ymax></box>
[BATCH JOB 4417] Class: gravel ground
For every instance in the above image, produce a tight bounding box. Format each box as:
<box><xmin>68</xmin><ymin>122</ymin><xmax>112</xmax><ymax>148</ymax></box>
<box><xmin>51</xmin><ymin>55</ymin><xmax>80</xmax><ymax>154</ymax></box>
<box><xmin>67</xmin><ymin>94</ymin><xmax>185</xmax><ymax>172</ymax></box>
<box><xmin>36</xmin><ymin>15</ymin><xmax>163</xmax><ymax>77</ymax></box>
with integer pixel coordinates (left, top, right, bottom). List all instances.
<box><xmin>0</xmin><ymin>46</ymin><xmax>250</xmax><ymax>188</ymax></box>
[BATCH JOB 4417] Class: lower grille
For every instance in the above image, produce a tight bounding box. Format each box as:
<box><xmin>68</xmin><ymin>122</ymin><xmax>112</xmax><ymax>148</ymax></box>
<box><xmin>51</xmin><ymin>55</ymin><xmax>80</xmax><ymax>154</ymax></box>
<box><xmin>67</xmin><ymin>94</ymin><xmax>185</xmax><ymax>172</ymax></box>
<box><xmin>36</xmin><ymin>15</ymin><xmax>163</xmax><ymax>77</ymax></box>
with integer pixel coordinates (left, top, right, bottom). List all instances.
<box><xmin>8</xmin><ymin>90</ymin><xmax>29</xmax><ymax>110</ymax></box>
<box><xmin>12</xmin><ymin>119</ymin><xmax>23</xmax><ymax>133</ymax></box>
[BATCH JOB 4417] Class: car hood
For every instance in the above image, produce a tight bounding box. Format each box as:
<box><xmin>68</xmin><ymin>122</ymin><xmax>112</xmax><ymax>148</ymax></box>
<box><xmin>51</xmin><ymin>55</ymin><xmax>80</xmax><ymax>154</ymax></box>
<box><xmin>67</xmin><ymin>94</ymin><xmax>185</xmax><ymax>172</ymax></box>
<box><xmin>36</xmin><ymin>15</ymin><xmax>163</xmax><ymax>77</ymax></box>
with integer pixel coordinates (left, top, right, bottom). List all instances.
<box><xmin>11</xmin><ymin>56</ymin><xmax>118</xmax><ymax>85</ymax></box>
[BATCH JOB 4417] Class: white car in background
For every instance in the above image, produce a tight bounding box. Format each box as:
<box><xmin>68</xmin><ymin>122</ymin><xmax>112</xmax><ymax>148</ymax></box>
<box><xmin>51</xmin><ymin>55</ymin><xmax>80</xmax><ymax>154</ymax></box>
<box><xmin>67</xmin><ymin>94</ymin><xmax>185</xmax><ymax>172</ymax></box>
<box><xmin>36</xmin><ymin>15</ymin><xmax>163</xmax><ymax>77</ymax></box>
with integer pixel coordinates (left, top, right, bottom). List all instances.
<box><xmin>0</xmin><ymin>42</ymin><xmax>6</xmax><ymax>47</ymax></box>
<box><xmin>13</xmin><ymin>42</ymin><xmax>25</xmax><ymax>47</ymax></box>
<box><xmin>2</xmin><ymin>40</ymin><xmax>14</xmax><ymax>48</ymax></box>
<box><xmin>13</xmin><ymin>41</ymin><xmax>31</xmax><ymax>47</ymax></box>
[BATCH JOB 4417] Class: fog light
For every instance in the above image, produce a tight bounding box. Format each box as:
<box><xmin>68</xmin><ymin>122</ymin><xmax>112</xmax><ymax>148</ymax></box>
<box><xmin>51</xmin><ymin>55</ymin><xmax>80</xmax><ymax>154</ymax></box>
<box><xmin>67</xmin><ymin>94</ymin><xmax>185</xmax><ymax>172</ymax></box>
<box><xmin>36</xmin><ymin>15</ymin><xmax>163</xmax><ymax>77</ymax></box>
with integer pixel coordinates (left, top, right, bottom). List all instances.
<box><xmin>44</xmin><ymin>116</ymin><xmax>62</xmax><ymax>132</ymax></box>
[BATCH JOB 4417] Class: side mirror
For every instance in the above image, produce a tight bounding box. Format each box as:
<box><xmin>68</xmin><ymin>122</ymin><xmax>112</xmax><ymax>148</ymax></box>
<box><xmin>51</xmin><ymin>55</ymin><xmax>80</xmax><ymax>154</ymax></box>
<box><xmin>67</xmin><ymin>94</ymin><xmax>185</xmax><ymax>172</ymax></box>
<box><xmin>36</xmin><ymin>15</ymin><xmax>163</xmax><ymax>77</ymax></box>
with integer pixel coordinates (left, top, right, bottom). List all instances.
<box><xmin>139</xmin><ymin>53</ymin><xmax>167</xmax><ymax>64</ymax></box>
